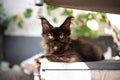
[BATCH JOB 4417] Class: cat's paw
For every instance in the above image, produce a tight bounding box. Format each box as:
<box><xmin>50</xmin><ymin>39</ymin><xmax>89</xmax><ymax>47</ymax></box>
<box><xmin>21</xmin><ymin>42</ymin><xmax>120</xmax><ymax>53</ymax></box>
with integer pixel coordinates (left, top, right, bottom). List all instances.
<box><xmin>34</xmin><ymin>58</ymin><xmax>41</xmax><ymax>68</ymax></box>
<box><xmin>39</xmin><ymin>58</ymin><xmax>49</xmax><ymax>62</ymax></box>
<box><xmin>38</xmin><ymin>55</ymin><xmax>49</xmax><ymax>62</ymax></box>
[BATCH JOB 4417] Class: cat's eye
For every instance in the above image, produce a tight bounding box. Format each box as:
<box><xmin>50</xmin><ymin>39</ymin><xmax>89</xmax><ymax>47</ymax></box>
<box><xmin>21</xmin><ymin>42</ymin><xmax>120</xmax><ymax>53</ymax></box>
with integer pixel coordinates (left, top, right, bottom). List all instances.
<box><xmin>60</xmin><ymin>33</ymin><xmax>64</xmax><ymax>39</ymax></box>
<box><xmin>48</xmin><ymin>33</ymin><xmax>53</xmax><ymax>39</ymax></box>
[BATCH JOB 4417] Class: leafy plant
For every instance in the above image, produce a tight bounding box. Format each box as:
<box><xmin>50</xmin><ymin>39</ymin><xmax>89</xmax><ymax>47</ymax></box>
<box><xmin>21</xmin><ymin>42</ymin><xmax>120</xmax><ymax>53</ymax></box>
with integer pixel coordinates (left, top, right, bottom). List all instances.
<box><xmin>0</xmin><ymin>3</ymin><xmax>32</xmax><ymax>31</ymax></box>
<box><xmin>24</xmin><ymin>8</ymin><xmax>32</xmax><ymax>18</ymax></box>
<box><xmin>39</xmin><ymin>5</ymin><xmax>106</xmax><ymax>39</ymax></box>
<box><xmin>71</xmin><ymin>12</ymin><xmax>106</xmax><ymax>39</ymax></box>
<box><xmin>46</xmin><ymin>5</ymin><xmax>58</xmax><ymax>15</ymax></box>
<box><xmin>61</xmin><ymin>9</ymin><xmax>73</xmax><ymax>16</ymax></box>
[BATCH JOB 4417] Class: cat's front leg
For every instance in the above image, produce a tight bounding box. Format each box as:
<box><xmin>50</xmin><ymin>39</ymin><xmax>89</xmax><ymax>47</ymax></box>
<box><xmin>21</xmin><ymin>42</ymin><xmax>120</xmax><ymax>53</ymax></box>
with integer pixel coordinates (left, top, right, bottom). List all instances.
<box><xmin>40</xmin><ymin>54</ymin><xmax>67</xmax><ymax>62</ymax></box>
<box><xmin>38</xmin><ymin>55</ymin><xmax>50</xmax><ymax>62</ymax></box>
<box><xmin>33</xmin><ymin>55</ymin><xmax>52</xmax><ymax>80</ymax></box>
<box><xmin>40</xmin><ymin>55</ymin><xmax>63</xmax><ymax>62</ymax></box>
<box><xmin>33</xmin><ymin>58</ymin><xmax>41</xmax><ymax>80</ymax></box>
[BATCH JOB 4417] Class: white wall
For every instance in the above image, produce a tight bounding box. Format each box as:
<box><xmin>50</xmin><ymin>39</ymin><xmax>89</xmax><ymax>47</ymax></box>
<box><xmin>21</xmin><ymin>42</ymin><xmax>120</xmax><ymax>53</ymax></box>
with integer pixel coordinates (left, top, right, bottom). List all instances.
<box><xmin>1</xmin><ymin>0</ymin><xmax>120</xmax><ymax>37</ymax></box>
<box><xmin>1</xmin><ymin>0</ymin><xmax>42</xmax><ymax>36</ymax></box>
<box><xmin>1</xmin><ymin>0</ymin><xmax>67</xmax><ymax>36</ymax></box>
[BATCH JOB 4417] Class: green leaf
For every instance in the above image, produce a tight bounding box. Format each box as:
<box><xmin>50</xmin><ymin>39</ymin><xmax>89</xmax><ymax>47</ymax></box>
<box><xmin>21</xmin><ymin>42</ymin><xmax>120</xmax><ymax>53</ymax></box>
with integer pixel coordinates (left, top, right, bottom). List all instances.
<box><xmin>87</xmin><ymin>13</ymin><xmax>95</xmax><ymax>20</ymax></box>
<box><xmin>100</xmin><ymin>18</ymin><xmax>106</xmax><ymax>22</ymax></box>
<box><xmin>47</xmin><ymin>5</ymin><xmax>58</xmax><ymax>15</ymax></box>
<box><xmin>53</xmin><ymin>17</ymin><xmax>57</xmax><ymax>23</ymax></box>
<box><xmin>17</xmin><ymin>20</ymin><xmax>23</xmax><ymax>28</ymax></box>
<box><xmin>77</xmin><ymin>14</ymin><xmax>89</xmax><ymax>20</ymax></box>
<box><xmin>89</xmin><ymin>30</ymin><xmax>99</xmax><ymax>39</ymax></box>
<box><xmin>71</xmin><ymin>28</ymin><xmax>83</xmax><ymax>37</ymax></box>
<box><xmin>12</xmin><ymin>15</ymin><xmax>17</xmax><ymax>21</ymax></box>
<box><xmin>47</xmin><ymin>5</ymin><xmax>58</xmax><ymax>11</ymax></box>
<box><xmin>24</xmin><ymin>8</ymin><xmax>32</xmax><ymax>18</ymax></box>
<box><xmin>1</xmin><ymin>18</ymin><xmax>11</xmax><ymax>30</ymax></box>
<box><xmin>82</xmin><ymin>25</ymin><xmax>91</xmax><ymax>32</ymax></box>
<box><xmin>61</xmin><ymin>9</ymin><xmax>73</xmax><ymax>16</ymax></box>
<box><xmin>95</xmin><ymin>12</ymin><xmax>106</xmax><ymax>22</ymax></box>
<box><xmin>71</xmin><ymin>25</ymin><xmax>91</xmax><ymax>37</ymax></box>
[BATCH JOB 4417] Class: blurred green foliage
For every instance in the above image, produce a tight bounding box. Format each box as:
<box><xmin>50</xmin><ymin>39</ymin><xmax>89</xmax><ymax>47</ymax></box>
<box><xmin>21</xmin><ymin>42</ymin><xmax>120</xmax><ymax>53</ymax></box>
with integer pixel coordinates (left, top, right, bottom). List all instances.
<box><xmin>71</xmin><ymin>12</ymin><xmax>106</xmax><ymax>39</ymax></box>
<box><xmin>24</xmin><ymin>8</ymin><xmax>32</xmax><ymax>18</ymax></box>
<box><xmin>0</xmin><ymin>3</ymin><xmax>32</xmax><ymax>31</ymax></box>
<box><xmin>61</xmin><ymin>9</ymin><xmax>73</xmax><ymax>16</ymax></box>
<box><xmin>41</xmin><ymin>5</ymin><xmax>106</xmax><ymax>39</ymax></box>
<box><xmin>47</xmin><ymin>5</ymin><xmax>58</xmax><ymax>15</ymax></box>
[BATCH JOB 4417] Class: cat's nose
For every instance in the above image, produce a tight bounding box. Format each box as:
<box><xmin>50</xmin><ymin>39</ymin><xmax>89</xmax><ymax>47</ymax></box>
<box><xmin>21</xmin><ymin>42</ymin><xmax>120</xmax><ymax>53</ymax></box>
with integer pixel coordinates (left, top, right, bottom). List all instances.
<box><xmin>53</xmin><ymin>38</ymin><xmax>59</xmax><ymax>41</ymax></box>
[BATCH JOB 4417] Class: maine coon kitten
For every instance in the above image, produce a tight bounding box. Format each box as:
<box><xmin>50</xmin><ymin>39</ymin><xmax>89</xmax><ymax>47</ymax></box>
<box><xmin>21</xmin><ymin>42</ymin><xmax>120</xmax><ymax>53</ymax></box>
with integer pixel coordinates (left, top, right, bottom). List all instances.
<box><xmin>39</xmin><ymin>16</ymin><xmax>104</xmax><ymax>62</ymax></box>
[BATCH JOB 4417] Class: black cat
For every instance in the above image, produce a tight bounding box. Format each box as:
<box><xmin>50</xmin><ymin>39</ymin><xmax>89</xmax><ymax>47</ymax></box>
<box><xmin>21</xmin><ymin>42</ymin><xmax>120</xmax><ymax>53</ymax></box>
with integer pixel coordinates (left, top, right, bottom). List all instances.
<box><xmin>39</xmin><ymin>16</ymin><xmax>104</xmax><ymax>62</ymax></box>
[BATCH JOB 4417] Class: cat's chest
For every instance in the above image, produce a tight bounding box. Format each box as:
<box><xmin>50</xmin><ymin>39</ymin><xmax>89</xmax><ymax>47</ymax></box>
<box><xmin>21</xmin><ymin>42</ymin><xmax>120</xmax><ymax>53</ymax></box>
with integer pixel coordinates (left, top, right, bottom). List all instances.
<box><xmin>54</xmin><ymin>50</ymin><xmax>81</xmax><ymax>62</ymax></box>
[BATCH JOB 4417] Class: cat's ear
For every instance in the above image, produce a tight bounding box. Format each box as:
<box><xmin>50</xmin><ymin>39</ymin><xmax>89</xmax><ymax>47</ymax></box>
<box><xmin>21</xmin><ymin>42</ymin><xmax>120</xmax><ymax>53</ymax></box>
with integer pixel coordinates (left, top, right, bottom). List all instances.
<box><xmin>60</xmin><ymin>16</ymin><xmax>73</xmax><ymax>34</ymax></box>
<box><xmin>40</xmin><ymin>17</ymin><xmax>53</xmax><ymax>33</ymax></box>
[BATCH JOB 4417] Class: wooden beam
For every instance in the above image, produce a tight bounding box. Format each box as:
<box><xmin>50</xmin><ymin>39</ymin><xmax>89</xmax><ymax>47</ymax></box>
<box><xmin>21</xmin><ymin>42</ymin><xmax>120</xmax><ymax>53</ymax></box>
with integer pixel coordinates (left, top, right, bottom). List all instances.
<box><xmin>44</xmin><ymin>0</ymin><xmax>120</xmax><ymax>14</ymax></box>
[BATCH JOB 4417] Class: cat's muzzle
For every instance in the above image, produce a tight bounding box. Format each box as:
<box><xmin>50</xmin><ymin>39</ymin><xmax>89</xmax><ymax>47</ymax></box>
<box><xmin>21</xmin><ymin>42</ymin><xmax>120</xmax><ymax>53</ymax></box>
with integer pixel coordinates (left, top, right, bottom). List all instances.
<box><xmin>53</xmin><ymin>46</ymin><xmax>58</xmax><ymax>50</ymax></box>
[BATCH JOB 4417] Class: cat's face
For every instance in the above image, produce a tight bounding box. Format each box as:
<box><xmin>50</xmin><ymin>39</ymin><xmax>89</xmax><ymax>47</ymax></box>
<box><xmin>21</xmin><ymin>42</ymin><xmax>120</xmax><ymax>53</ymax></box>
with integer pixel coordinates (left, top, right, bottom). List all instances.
<box><xmin>40</xmin><ymin>16</ymin><xmax>73</xmax><ymax>54</ymax></box>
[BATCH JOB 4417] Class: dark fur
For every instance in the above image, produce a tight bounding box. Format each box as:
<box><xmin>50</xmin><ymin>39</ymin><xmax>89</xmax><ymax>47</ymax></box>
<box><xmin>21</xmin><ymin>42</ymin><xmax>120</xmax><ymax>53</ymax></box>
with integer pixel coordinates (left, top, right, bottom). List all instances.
<box><xmin>40</xmin><ymin>16</ymin><xmax>104</xmax><ymax>62</ymax></box>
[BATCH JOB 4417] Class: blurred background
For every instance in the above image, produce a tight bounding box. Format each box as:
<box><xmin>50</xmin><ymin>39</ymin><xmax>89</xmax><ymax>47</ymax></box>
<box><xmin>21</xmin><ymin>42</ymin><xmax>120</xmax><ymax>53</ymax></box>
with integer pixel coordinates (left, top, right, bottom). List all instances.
<box><xmin>0</xmin><ymin>0</ymin><xmax>120</xmax><ymax>79</ymax></box>
<box><xmin>0</xmin><ymin>0</ymin><xmax>120</xmax><ymax>80</ymax></box>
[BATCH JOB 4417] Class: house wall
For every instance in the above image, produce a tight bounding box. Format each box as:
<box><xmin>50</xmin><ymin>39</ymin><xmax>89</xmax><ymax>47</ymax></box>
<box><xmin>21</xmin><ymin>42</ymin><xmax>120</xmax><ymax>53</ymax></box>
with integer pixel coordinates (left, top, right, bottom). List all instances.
<box><xmin>3</xmin><ymin>36</ymin><xmax>43</xmax><ymax>64</ymax></box>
